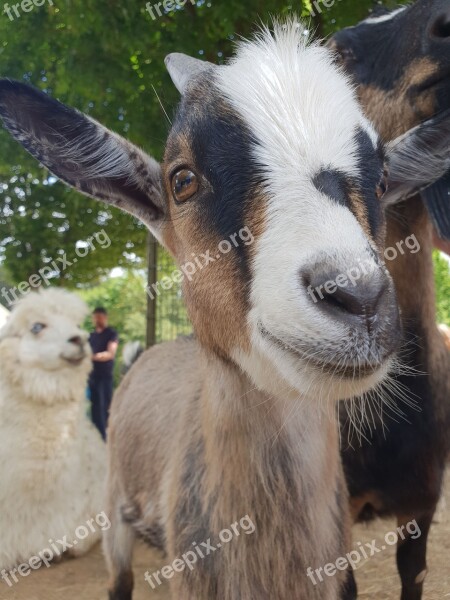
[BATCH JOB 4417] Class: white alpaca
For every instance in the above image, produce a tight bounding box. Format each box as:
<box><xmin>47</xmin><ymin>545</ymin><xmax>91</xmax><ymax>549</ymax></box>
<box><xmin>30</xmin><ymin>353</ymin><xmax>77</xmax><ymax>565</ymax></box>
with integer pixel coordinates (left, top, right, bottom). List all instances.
<box><xmin>0</xmin><ymin>288</ymin><xmax>106</xmax><ymax>571</ymax></box>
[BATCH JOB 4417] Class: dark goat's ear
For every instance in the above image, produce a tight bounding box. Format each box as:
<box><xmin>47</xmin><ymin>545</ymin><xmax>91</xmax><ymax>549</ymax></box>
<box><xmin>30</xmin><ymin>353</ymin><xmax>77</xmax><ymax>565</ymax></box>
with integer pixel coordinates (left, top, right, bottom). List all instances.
<box><xmin>422</xmin><ymin>171</ymin><xmax>450</xmax><ymax>241</ymax></box>
<box><xmin>383</xmin><ymin>109</ymin><xmax>450</xmax><ymax>207</ymax></box>
<box><xmin>0</xmin><ymin>80</ymin><xmax>165</xmax><ymax>239</ymax></box>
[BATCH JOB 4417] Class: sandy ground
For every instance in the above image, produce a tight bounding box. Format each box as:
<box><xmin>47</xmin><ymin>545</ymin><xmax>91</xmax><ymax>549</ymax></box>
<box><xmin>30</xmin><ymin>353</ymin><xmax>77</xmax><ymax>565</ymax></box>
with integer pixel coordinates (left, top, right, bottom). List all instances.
<box><xmin>2</xmin><ymin>472</ymin><xmax>450</xmax><ymax>600</ymax></box>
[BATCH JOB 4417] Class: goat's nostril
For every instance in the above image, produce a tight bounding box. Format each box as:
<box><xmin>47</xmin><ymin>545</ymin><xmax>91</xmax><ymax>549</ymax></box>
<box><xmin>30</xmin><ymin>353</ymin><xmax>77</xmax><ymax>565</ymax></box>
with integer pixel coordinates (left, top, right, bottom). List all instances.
<box><xmin>322</xmin><ymin>286</ymin><xmax>378</xmax><ymax>318</ymax></box>
<box><xmin>302</xmin><ymin>266</ymin><xmax>388</xmax><ymax>326</ymax></box>
<box><xmin>68</xmin><ymin>335</ymin><xmax>83</xmax><ymax>347</ymax></box>
<box><xmin>430</xmin><ymin>10</ymin><xmax>450</xmax><ymax>40</ymax></box>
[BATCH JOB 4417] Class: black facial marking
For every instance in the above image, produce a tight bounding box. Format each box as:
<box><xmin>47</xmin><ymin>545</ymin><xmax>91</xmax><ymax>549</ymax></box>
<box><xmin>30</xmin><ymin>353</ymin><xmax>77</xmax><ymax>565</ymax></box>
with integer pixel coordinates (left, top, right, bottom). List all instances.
<box><xmin>354</xmin><ymin>128</ymin><xmax>384</xmax><ymax>238</ymax></box>
<box><xmin>313</xmin><ymin>129</ymin><xmax>384</xmax><ymax>240</ymax></box>
<box><xmin>312</xmin><ymin>169</ymin><xmax>351</xmax><ymax>208</ymax></box>
<box><xmin>168</xmin><ymin>75</ymin><xmax>266</xmax><ymax>279</ymax></box>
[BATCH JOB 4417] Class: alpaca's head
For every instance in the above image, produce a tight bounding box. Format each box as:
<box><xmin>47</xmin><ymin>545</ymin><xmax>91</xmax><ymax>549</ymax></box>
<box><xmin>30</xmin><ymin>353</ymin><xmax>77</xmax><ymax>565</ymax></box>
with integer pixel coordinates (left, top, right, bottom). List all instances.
<box><xmin>0</xmin><ymin>288</ymin><xmax>91</xmax><ymax>403</ymax></box>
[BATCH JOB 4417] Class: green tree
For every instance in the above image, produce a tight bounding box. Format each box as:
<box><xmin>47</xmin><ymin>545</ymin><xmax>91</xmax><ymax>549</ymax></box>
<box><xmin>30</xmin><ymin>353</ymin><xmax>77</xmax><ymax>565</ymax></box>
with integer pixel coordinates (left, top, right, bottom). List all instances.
<box><xmin>0</xmin><ymin>0</ymin><xmax>379</xmax><ymax>285</ymax></box>
<box><xmin>434</xmin><ymin>251</ymin><xmax>450</xmax><ymax>325</ymax></box>
<box><xmin>79</xmin><ymin>270</ymin><xmax>148</xmax><ymax>345</ymax></box>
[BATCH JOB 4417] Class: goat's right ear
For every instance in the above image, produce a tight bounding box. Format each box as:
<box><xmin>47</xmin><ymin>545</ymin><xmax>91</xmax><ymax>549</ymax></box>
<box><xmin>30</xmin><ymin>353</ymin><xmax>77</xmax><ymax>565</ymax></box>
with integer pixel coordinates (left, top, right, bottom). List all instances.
<box><xmin>383</xmin><ymin>108</ymin><xmax>450</xmax><ymax>207</ymax></box>
<box><xmin>0</xmin><ymin>80</ymin><xmax>166</xmax><ymax>241</ymax></box>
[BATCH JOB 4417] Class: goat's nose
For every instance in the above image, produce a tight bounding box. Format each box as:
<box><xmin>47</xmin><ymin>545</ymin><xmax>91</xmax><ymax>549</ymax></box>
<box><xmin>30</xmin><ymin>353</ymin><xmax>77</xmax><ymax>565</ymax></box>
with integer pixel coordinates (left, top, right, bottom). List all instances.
<box><xmin>302</xmin><ymin>266</ymin><xmax>390</xmax><ymax>330</ymax></box>
<box><xmin>68</xmin><ymin>335</ymin><xmax>83</xmax><ymax>347</ymax></box>
<box><xmin>430</xmin><ymin>7</ymin><xmax>450</xmax><ymax>41</ymax></box>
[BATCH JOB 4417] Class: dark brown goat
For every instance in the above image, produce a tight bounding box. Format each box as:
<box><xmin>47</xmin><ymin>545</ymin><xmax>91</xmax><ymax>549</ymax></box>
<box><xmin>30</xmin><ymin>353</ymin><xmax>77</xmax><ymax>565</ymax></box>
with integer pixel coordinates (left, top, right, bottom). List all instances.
<box><xmin>330</xmin><ymin>2</ymin><xmax>450</xmax><ymax>599</ymax></box>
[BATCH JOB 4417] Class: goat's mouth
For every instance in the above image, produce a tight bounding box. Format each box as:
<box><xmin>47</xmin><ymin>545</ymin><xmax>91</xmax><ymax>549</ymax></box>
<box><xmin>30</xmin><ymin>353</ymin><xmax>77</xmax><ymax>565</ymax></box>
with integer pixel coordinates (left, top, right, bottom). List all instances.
<box><xmin>258</xmin><ymin>323</ymin><xmax>387</xmax><ymax>380</ymax></box>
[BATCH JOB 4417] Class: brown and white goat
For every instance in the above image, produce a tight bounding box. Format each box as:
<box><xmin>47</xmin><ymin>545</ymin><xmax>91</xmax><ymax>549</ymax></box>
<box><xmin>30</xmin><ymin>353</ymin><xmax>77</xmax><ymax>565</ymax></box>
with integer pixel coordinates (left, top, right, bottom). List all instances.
<box><xmin>0</xmin><ymin>22</ymin><xmax>448</xmax><ymax>600</ymax></box>
<box><xmin>330</xmin><ymin>2</ymin><xmax>450</xmax><ymax>598</ymax></box>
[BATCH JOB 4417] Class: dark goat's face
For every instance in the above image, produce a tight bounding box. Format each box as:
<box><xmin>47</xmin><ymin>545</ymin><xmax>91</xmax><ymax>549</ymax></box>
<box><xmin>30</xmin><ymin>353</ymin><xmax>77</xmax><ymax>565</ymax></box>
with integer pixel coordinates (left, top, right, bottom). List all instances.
<box><xmin>331</xmin><ymin>1</ymin><xmax>450</xmax><ymax>141</ymax></box>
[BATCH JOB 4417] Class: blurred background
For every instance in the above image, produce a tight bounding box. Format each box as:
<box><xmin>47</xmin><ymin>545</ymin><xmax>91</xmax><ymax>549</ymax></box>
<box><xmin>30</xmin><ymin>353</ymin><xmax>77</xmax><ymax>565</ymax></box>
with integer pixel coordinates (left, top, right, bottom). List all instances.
<box><xmin>0</xmin><ymin>0</ymin><xmax>449</xmax><ymax>380</ymax></box>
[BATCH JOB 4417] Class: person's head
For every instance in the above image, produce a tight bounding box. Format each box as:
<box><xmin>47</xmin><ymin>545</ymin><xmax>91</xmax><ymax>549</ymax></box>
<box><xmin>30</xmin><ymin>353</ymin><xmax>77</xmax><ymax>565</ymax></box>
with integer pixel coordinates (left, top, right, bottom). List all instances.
<box><xmin>92</xmin><ymin>307</ymin><xmax>108</xmax><ymax>330</ymax></box>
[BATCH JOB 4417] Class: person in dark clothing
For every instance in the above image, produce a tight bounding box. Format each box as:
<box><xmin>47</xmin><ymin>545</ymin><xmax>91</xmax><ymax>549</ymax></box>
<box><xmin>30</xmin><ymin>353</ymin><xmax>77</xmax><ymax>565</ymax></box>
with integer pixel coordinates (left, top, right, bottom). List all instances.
<box><xmin>88</xmin><ymin>307</ymin><xmax>119</xmax><ymax>440</ymax></box>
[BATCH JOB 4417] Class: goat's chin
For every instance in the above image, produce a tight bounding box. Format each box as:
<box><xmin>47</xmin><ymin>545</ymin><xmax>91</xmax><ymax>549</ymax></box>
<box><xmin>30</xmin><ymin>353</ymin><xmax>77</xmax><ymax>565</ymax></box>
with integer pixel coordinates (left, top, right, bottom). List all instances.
<box><xmin>235</xmin><ymin>339</ymin><xmax>393</xmax><ymax>405</ymax></box>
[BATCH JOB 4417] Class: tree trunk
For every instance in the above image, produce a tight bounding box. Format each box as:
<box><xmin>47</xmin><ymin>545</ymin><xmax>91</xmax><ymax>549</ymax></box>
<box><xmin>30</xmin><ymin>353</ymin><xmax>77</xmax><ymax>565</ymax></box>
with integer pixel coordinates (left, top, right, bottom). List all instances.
<box><xmin>146</xmin><ymin>232</ymin><xmax>158</xmax><ymax>347</ymax></box>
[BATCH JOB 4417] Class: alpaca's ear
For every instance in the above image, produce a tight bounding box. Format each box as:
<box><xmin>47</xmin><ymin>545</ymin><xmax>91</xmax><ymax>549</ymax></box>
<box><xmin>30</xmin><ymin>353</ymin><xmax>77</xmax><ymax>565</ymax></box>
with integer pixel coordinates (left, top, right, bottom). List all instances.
<box><xmin>0</xmin><ymin>80</ymin><xmax>165</xmax><ymax>240</ymax></box>
<box><xmin>383</xmin><ymin>108</ymin><xmax>450</xmax><ymax>207</ymax></box>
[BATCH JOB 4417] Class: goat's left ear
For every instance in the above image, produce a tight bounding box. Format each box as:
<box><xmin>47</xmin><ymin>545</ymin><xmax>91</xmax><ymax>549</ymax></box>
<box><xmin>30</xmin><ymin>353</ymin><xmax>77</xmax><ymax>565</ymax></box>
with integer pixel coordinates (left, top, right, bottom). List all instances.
<box><xmin>0</xmin><ymin>80</ymin><xmax>166</xmax><ymax>241</ymax></box>
<box><xmin>383</xmin><ymin>109</ymin><xmax>450</xmax><ymax>207</ymax></box>
<box><xmin>165</xmin><ymin>53</ymin><xmax>215</xmax><ymax>94</ymax></box>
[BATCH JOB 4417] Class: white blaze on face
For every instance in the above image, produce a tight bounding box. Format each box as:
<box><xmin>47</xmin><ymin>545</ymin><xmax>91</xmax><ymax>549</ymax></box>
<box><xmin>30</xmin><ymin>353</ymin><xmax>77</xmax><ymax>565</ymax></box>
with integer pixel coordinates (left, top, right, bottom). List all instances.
<box><xmin>217</xmin><ymin>22</ymin><xmax>387</xmax><ymax>398</ymax></box>
<box><xmin>363</xmin><ymin>7</ymin><xmax>407</xmax><ymax>25</ymax></box>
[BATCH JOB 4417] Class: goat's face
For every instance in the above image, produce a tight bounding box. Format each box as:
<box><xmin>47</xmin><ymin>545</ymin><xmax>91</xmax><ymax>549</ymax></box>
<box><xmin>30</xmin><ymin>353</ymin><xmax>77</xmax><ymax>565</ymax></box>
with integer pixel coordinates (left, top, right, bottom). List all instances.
<box><xmin>163</xmin><ymin>29</ymin><xmax>401</xmax><ymax>400</ymax></box>
<box><xmin>0</xmin><ymin>289</ymin><xmax>91</xmax><ymax>386</ymax></box>
<box><xmin>330</xmin><ymin>0</ymin><xmax>450</xmax><ymax>141</ymax></box>
<box><xmin>0</xmin><ymin>22</ymin><xmax>448</xmax><ymax>401</ymax></box>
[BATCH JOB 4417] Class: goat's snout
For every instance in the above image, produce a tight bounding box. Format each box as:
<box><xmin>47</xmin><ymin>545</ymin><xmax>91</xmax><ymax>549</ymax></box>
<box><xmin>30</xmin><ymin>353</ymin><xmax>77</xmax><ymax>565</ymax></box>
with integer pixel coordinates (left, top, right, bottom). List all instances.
<box><xmin>302</xmin><ymin>263</ymin><xmax>399</xmax><ymax>336</ymax></box>
<box><xmin>429</xmin><ymin>6</ymin><xmax>450</xmax><ymax>42</ymax></box>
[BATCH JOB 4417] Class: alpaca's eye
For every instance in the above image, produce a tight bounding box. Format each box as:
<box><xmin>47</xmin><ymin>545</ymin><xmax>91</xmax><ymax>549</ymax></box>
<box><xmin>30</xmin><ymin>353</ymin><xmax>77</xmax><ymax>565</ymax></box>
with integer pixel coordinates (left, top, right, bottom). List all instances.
<box><xmin>31</xmin><ymin>323</ymin><xmax>46</xmax><ymax>335</ymax></box>
<box><xmin>171</xmin><ymin>169</ymin><xmax>199</xmax><ymax>203</ymax></box>
<box><xmin>376</xmin><ymin>172</ymin><xmax>389</xmax><ymax>200</ymax></box>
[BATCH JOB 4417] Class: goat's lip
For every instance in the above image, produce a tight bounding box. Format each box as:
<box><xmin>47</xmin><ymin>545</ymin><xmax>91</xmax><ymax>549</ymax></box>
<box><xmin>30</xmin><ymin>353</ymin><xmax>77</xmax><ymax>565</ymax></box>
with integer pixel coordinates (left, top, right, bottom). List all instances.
<box><xmin>258</xmin><ymin>324</ymin><xmax>383</xmax><ymax>379</ymax></box>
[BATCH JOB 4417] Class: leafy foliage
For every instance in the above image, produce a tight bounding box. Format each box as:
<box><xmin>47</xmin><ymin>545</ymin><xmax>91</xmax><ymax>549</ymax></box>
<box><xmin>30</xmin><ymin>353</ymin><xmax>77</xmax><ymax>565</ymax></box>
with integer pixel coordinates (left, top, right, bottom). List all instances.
<box><xmin>79</xmin><ymin>270</ymin><xmax>147</xmax><ymax>343</ymax></box>
<box><xmin>0</xmin><ymin>0</ymin><xmax>380</xmax><ymax>284</ymax></box>
<box><xmin>434</xmin><ymin>251</ymin><xmax>450</xmax><ymax>325</ymax></box>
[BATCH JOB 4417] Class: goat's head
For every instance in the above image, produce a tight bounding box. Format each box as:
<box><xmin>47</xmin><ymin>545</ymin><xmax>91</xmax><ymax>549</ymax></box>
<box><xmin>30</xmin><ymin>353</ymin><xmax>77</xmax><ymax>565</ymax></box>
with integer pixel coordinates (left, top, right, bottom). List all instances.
<box><xmin>330</xmin><ymin>1</ymin><xmax>450</xmax><ymax>237</ymax></box>
<box><xmin>331</xmin><ymin>0</ymin><xmax>450</xmax><ymax>141</ymax></box>
<box><xmin>0</xmin><ymin>288</ymin><xmax>91</xmax><ymax>402</ymax></box>
<box><xmin>0</xmin><ymin>22</ymin><xmax>446</xmax><ymax>402</ymax></box>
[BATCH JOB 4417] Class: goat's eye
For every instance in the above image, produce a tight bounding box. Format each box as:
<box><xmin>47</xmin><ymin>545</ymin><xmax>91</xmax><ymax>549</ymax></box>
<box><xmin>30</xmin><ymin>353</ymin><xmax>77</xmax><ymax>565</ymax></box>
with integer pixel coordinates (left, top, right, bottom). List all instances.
<box><xmin>31</xmin><ymin>322</ymin><xmax>46</xmax><ymax>335</ymax></box>
<box><xmin>376</xmin><ymin>172</ymin><xmax>389</xmax><ymax>200</ymax></box>
<box><xmin>171</xmin><ymin>169</ymin><xmax>199</xmax><ymax>203</ymax></box>
<box><xmin>332</xmin><ymin>43</ymin><xmax>356</xmax><ymax>64</ymax></box>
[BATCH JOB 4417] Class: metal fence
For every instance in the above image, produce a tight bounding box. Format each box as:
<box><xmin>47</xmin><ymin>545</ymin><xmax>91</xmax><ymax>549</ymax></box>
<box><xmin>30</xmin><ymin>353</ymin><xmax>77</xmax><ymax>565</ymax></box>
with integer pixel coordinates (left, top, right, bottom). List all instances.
<box><xmin>155</xmin><ymin>247</ymin><xmax>192</xmax><ymax>343</ymax></box>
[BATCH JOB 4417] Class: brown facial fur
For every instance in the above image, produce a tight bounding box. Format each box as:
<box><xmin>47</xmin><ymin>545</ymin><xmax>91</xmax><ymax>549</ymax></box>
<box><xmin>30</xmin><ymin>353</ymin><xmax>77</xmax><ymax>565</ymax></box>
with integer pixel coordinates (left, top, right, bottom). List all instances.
<box><xmin>161</xmin><ymin>133</ymin><xmax>252</xmax><ymax>358</ymax></box>
<box><xmin>348</xmin><ymin>186</ymin><xmax>386</xmax><ymax>249</ymax></box>
<box><xmin>358</xmin><ymin>58</ymin><xmax>439</xmax><ymax>143</ymax></box>
<box><xmin>159</xmin><ymin>84</ymin><xmax>273</xmax><ymax>360</ymax></box>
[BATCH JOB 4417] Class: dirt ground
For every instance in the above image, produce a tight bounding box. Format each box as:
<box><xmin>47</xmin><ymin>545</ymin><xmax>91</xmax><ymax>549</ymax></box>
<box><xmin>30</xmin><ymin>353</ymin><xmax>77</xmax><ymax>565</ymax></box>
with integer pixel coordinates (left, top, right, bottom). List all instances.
<box><xmin>2</xmin><ymin>471</ymin><xmax>450</xmax><ymax>600</ymax></box>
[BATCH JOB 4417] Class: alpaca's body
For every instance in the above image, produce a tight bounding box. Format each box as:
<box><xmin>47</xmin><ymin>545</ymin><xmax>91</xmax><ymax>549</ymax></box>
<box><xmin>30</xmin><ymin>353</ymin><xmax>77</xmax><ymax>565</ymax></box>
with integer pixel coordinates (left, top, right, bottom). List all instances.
<box><xmin>0</xmin><ymin>289</ymin><xmax>106</xmax><ymax>570</ymax></box>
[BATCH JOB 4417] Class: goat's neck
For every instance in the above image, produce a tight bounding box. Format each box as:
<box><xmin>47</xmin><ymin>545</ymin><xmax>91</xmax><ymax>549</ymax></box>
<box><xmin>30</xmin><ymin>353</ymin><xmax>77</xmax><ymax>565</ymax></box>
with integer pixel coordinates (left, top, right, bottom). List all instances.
<box><xmin>386</xmin><ymin>199</ymin><xmax>450</xmax><ymax>427</ymax></box>
<box><xmin>200</xmin><ymin>352</ymin><xmax>342</xmax><ymax>529</ymax></box>
<box><xmin>176</xmin><ymin>352</ymin><xmax>350</xmax><ymax>599</ymax></box>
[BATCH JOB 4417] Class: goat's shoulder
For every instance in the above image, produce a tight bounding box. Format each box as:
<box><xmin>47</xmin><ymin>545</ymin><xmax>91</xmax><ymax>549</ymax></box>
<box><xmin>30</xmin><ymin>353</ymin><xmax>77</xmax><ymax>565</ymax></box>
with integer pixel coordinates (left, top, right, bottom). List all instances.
<box><xmin>112</xmin><ymin>334</ymin><xmax>201</xmax><ymax>411</ymax></box>
<box><xmin>108</xmin><ymin>334</ymin><xmax>202</xmax><ymax>465</ymax></box>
